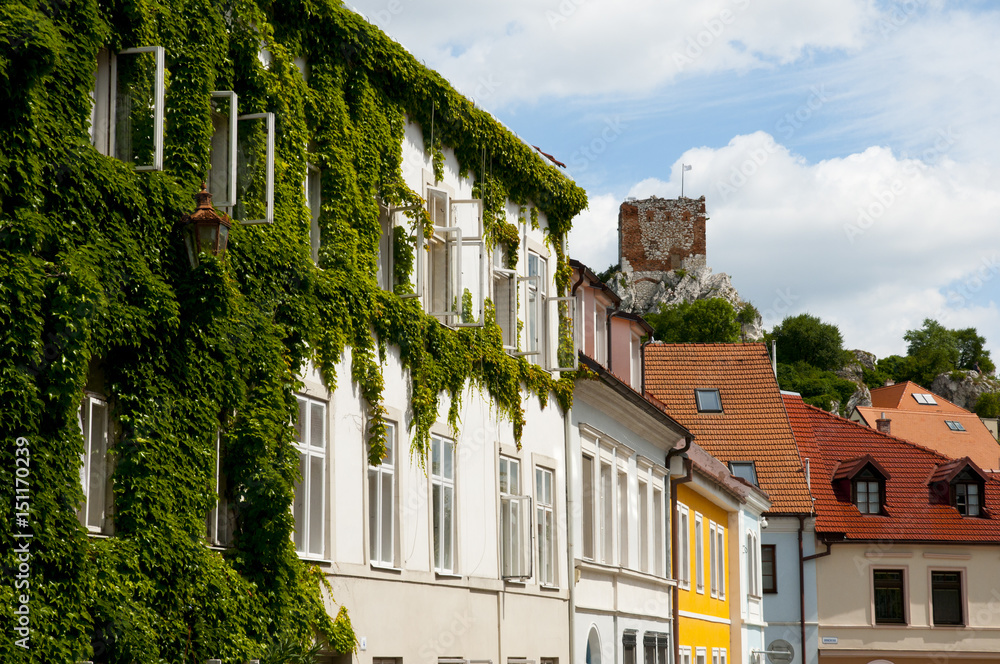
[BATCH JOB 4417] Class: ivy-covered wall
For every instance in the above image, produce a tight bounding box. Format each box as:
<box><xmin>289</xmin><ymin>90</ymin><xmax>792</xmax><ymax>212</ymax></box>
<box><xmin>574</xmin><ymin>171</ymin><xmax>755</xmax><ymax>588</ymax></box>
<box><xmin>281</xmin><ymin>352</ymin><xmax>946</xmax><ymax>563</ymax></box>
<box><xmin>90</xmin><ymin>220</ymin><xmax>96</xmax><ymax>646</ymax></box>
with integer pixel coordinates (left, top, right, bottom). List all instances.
<box><xmin>0</xmin><ymin>0</ymin><xmax>586</xmax><ymax>662</ymax></box>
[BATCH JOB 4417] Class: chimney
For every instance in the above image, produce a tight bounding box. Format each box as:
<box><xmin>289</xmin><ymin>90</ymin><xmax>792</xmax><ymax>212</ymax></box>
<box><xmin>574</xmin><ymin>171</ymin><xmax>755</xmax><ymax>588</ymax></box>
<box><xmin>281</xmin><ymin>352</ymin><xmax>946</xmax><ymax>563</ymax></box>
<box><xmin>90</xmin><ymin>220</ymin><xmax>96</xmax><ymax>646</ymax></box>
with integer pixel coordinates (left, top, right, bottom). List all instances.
<box><xmin>876</xmin><ymin>411</ymin><xmax>891</xmax><ymax>435</ymax></box>
<box><xmin>885</xmin><ymin>380</ymin><xmax>895</xmax><ymax>386</ymax></box>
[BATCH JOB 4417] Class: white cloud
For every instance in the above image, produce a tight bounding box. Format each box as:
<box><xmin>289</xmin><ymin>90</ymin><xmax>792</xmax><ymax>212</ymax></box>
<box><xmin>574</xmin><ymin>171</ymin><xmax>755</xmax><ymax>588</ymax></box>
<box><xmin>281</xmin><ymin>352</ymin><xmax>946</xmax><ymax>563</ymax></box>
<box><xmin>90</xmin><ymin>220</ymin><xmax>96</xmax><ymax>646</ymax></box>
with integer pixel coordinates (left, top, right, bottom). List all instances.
<box><xmin>593</xmin><ymin>132</ymin><xmax>1000</xmax><ymax>359</ymax></box>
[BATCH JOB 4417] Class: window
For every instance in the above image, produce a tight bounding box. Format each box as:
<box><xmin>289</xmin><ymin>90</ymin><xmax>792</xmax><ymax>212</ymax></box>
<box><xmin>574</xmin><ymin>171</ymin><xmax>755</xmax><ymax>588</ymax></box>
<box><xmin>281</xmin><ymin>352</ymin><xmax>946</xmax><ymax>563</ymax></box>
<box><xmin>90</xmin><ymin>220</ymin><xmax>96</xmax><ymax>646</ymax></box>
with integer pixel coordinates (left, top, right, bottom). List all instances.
<box><xmin>208</xmin><ymin>91</ymin><xmax>237</xmax><ymax>208</ymax></box>
<box><xmin>643</xmin><ymin>634</ymin><xmax>655</xmax><ymax>664</ymax></box>
<box><xmin>913</xmin><ymin>393</ymin><xmax>938</xmax><ymax>405</ymax></box>
<box><xmin>677</xmin><ymin>503</ymin><xmax>690</xmax><ymax>588</ymax></box>
<box><xmin>695</xmin><ymin>389</ymin><xmax>722</xmax><ymax>413</ymax></box>
<box><xmin>630</xmin><ymin>334</ymin><xmax>642</xmax><ymax>391</ymax></box>
<box><xmin>536</xmin><ymin>467</ymin><xmax>556</xmax><ymax>586</ymax></box>
<box><xmin>945</xmin><ymin>420</ymin><xmax>966</xmax><ymax>432</ymax></box>
<box><xmin>369</xmin><ymin>421</ymin><xmax>396</xmax><ymax>567</ymax></box>
<box><xmin>873</xmin><ymin>569</ymin><xmax>906</xmax><ymax>624</ymax></box>
<box><xmin>422</xmin><ymin>190</ymin><xmax>484</xmax><ymax>326</ymax></box>
<box><xmin>853</xmin><ymin>468</ymin><xmax>882</xmax><ymax>514</ymax></box>
<box><xmin>695</xmin><ymin>514</ymin><xmax>705</xmax><ymax>593</ymax></box>
<box><xmin>747</xmin><ymin>532</ymin><xmax>760</xmax><ymax>597</ymax></box>
<box><xmin>595</xmin><ymin>306</ymin><xmax>608</xmax><ymax>365</ymax></box>
<box><xmin>931</xmin><ymin>571</ymin><xmax>964</xmax><ymax>626</ymax></box>
<box><xmin>432</xmin><ymin>436</ymin><xmax>456</xmax><ymax>573</ymax></box>
<box><xmin>500</xmin><ymin>456</ymin><xmax>529</xmax><ymax>579</ymax></box>
<box><xmin>622</xmin><ymin>631</ymin><xmax>637</xmax><ymax>664</ymax></box>
<box><xmin>602</xmin><ymin>462</ymin><xmax>614</xmax><ymax>563</ymax></box>
<box><xmin>653</xmin><ymin>487</ymin><xmax>664</xmax><ymax>576</ymax></box>
<box><xmin>695</xmin><ymin>647</ymin><xmax>707</xmax><ymax>664</ymax></box>
<box><xmin>728</xmin><ymin>461</ymin><xmax>758</xmax><ymax>486</ymax></box>
<box><xmin>90</xmin><ymin>46</ymin><xmax>165</xmax><ymax>170</ymax></box>
<box><xmin>525</xmin><ymin>251</ymin><xmax>547</xmax><ymax>364</ymax></box>
<box><xmin>234</xmin><ymin>112</ymin><xmax>275</xmax><ymax>224</ymax></box>
<box><xmin>761</xmin><ymin>544</ymin><xmax>777</xmax><ymax>593</ymax></box>
<box><xmin>954</xmin><ymin>474</ymin><xmax>981</xmax><ymax>516</ymax></box>
<box><xmin>79</xmin><ymin>394</ymin><xmax>112</xmax><ymax>533</ymax></box>
<box><xmin>678</xmin><ymin>647</ymin><xmax>691</xmax><ymax>664</ymax></box>
<box><xmin>206</xmin><ymin>431</ymin><xmax>236</xmax><ymax>547</ymax></box>
<box><xmin>709</xmin><ymin>521</ymin><xmax>717</xmax><ymax>597</ymax></box>
<box><xmin>492</xmin><ymin>245</ymin><xmax>517</xmax><ymax>349</ymax></box>
<box><xmin>655</xmin><ymin>634</ymin><xmax>669</xmax><ymax>664</ymax></box>
<box><xmin>639</xmin><ymin>479</ymin><xmax>649</xmax><ymax>572</ymax></box>
<box><xmin>711</xmin><ymin>649</ymin><xmax>727</xmax><ymax>664</ymax></box>
<box><xmin>710</xmin><ymin>522</ymin><xmax>725</xmax><ymax>598</ymax></box>
<box><xmin>306</xmin><ymin>165</ymin><xmax>322</xmax><ymax>265</ymax></box>
<box><xmin>618</xmin><ymin>471</ymin><xmax>629</xmax><ymax>567</ymax></box>
<box><xmin>582</xmin><ymin>453</ymin><xmax>595</xmax><ymax>560</ymax></box>
<box><xmin>293</xmin><ymin>395</ymin><xmax>326</xmax><ymax>557</ymax></box>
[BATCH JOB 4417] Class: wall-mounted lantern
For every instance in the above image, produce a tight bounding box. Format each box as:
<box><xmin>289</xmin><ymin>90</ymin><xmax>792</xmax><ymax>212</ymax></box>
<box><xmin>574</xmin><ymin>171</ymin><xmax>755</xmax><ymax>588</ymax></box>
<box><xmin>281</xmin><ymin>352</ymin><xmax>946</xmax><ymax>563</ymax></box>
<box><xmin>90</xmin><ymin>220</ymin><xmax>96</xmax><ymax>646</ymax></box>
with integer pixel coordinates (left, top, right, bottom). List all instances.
<box><xmin>181</xmin><ymin>182</ymin><xmax>232</xmax><ymax>268</ymax></box>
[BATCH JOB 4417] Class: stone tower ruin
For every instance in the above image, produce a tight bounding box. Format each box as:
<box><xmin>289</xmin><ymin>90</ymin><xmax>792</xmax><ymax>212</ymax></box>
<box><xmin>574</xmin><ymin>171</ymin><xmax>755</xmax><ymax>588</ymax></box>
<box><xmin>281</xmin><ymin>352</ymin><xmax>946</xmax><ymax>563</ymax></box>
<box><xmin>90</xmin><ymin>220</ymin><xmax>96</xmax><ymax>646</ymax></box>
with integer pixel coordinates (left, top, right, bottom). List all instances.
<box><xmin>618</xmin><ymin>195</ymin><xmax>707</xmax><ymax>274</ymax></box>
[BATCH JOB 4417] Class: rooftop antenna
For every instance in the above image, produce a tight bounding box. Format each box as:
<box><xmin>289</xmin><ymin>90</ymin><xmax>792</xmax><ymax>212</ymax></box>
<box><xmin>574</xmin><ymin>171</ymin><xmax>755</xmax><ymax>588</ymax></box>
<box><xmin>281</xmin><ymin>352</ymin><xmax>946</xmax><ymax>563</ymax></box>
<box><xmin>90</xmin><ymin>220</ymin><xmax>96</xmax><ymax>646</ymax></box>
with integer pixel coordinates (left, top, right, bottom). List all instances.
<box><xmin>681</xmin><ymin>163</ymin><xmax>692</xmax><ymax>198</ymax></box>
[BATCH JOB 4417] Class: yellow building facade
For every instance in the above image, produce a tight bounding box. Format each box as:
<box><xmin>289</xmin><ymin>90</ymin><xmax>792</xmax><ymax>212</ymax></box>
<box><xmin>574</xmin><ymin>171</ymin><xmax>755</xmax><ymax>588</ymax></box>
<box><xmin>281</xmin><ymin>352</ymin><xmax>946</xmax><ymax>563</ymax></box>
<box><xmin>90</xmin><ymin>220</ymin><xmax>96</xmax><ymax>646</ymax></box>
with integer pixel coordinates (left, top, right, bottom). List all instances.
<box><xmin>675</xmin><ymin>479</ymin><xmax>738</xmax><ymax>664</ymax></box>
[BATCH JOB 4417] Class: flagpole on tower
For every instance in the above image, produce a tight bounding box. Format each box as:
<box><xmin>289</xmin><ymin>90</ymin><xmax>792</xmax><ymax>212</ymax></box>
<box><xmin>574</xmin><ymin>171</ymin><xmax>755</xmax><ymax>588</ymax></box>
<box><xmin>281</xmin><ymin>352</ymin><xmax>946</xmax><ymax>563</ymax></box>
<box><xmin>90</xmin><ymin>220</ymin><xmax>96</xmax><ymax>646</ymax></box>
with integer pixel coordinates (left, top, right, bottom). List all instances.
<box><xmin>681</xmin><ymin>163</ymin><xmax>692</xmax><ymax>198</ymax></box>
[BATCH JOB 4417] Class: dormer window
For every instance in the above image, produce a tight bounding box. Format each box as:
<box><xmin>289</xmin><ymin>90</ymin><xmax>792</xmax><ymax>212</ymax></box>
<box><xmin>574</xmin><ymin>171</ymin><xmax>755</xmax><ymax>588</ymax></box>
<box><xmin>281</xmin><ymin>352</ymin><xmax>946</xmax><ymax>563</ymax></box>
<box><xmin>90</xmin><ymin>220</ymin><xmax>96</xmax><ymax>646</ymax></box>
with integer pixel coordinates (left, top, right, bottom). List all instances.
<box><xmin>945</xmin><ymin>420</ymin><xmax>966</xmax><ymax>432</ymax></box>
<box><xmin>832</xmin><ymin>455</ymin><xmax>890</xmax><ymax>515</ymax></box>
<box><xmin>927</xmin><ymin>457</ymin><xmax>987</xmax><ymax>518</ymax></box>
<box><xmin>695</xmin><ymin>389</ymin><xmax>722</xmax><ymax>413</ymax></box>
<box><xmin>728</xmin><ymin>461</ymin><xmax>758</xmax><ymax>486</ymax></box>
<box><xmin>853</xmin><ymin>468</ymin><xmax>882</xmax><ymax>514</ymax></box>
<box><xmin>913</xmin><ymin>393</ymin><xmax>938</xmax><ymax>405</ymax></box>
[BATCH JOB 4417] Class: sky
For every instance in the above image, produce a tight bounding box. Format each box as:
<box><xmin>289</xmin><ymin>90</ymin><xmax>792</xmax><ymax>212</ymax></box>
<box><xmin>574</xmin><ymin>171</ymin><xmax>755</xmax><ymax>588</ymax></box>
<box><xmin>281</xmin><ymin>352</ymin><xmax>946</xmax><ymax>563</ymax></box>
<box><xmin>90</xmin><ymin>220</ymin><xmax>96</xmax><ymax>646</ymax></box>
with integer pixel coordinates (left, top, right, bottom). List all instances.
<box><xmin>347</xmin><ymin>0</ymin><xmax>1000</xmax><ymax>362</ymax></box>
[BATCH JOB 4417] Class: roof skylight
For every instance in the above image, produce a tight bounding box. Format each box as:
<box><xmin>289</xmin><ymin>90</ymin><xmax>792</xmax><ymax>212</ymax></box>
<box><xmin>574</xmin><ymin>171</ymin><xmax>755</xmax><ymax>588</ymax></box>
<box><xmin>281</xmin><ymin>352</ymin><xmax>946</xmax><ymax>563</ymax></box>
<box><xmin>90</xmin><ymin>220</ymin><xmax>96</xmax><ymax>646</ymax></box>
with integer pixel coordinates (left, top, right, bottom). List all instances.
<box><xmin>913</xmin><ymin>393</ymin><xmax>938</xmax><ymax>405</ymax></box>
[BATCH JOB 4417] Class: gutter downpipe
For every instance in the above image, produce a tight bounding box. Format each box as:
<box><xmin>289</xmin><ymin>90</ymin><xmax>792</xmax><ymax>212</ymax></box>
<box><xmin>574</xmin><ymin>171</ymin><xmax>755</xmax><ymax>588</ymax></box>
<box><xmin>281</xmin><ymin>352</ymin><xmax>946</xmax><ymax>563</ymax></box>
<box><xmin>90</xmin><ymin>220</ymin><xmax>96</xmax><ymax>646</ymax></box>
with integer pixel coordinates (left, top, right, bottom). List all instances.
<box><xmin>565</xmin><ymin>408</ymin><xmax>576</xmax><ymax>664</ymax></box>
<box><xmin>667</xmin><ymin>437</ymin><xmax>694</xmax><ymax>664</ymax></box>
<box><xmin>797</xmin><ymin>515</ymin><xmax>805</xmax><ymax>664</ymax></box>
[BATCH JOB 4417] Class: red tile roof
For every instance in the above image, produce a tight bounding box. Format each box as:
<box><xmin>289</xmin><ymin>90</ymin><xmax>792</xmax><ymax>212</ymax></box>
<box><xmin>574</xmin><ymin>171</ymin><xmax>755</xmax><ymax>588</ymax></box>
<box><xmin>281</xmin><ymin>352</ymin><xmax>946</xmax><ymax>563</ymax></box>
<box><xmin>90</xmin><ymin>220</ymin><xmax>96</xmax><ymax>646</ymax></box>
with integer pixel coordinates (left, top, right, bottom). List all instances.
<box><xmin>784</xmin><ymin>393</ymin><xmax>1000</xmax><ymax>542</ymax></box>
<box><xmin>854</xmin><ymin>381</ymin><xmax>1000</xmax><ymax>470</ymax></box>
<box><xmin>643</xmin><ymin>343</ymin><xmax>813</xmax><ymax>514</ymax></box>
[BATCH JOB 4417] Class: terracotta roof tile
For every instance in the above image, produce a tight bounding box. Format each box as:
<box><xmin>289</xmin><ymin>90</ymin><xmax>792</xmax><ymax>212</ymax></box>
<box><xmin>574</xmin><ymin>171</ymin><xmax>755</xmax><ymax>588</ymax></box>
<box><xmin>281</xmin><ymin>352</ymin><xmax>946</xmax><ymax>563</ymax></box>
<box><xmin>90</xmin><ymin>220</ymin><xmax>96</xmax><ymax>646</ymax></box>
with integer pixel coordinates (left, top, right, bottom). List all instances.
<box><xmin>855</xmin><ymin>381</ymin><xmax>1000</xmax><ymax>470</ymax></box>
<box><xmin>643</xmin><ymin>343</ymin><xmax>813</xmax><ymax>514</ymax></box>
<box><xmin>784</xmin><ymin>393</ymin><xmax>1000</xmax><ymax>542</ymax></box>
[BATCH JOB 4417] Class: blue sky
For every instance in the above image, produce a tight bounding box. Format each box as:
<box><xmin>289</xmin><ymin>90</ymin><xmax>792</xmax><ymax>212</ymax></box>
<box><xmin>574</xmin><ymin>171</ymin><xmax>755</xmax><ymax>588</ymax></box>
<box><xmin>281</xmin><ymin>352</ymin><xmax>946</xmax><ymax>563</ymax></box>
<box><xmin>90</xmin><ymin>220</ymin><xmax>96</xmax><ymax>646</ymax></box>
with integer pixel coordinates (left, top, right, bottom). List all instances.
<box><xmin>347</xmin><ymin>0</ymin><xmax>1000</xmax><ymax>362</ymax></box>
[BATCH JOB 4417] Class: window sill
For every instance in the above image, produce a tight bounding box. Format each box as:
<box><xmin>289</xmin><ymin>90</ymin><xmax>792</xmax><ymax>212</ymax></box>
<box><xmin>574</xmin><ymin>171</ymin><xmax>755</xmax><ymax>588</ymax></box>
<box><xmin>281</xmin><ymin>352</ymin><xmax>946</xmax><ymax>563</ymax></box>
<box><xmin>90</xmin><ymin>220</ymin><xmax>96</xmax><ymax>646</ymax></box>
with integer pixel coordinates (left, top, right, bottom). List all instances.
<box><xmin>435</xmin><ymin>571</ymin><xmax>462</xmax><ymax>579</ymax></box>
<box><xmin>503</xmin><ymin>578</ymin><xmax>527</xmax><ymax>586</ymax></box>
<box><xmin>296</xmin><ymin>554</ymin><xmax>333</xmax><ymax>566</ymax></box>
<box><xmin>539</xmin><ymin>583</ymin><xmax>561</xmax><ymax>591</ymax></box>
<box><xmin>370</xmin><ymin>562</ymin><xmax>402</xmax><ymax>573</ymax></box>
<box><xmin>85</xmin><ymin>531</ymin><xmax>113</xmax><ymax>539</ymax></box>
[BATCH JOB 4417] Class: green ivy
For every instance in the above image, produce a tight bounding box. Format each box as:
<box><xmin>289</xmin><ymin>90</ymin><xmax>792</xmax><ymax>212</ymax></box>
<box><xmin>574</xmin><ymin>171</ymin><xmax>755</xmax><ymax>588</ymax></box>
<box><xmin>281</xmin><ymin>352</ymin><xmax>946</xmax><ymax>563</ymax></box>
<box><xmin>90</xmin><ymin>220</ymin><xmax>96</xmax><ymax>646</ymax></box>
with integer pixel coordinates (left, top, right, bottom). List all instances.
<box><xmin>1</xmin><ymin>0</ymin><xmax>586</xmax><ymax>662</ymax></box>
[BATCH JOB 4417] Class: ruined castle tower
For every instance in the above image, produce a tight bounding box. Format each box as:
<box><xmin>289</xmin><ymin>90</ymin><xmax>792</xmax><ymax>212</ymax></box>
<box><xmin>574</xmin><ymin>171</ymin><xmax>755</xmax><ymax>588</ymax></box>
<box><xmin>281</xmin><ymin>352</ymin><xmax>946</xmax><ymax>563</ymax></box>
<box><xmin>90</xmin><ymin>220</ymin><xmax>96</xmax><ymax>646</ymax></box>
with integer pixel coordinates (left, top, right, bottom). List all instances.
<box><xmin>618</xmin><ymin>195</ymin><xmax>707</xmax><ymax>274</ymax></box>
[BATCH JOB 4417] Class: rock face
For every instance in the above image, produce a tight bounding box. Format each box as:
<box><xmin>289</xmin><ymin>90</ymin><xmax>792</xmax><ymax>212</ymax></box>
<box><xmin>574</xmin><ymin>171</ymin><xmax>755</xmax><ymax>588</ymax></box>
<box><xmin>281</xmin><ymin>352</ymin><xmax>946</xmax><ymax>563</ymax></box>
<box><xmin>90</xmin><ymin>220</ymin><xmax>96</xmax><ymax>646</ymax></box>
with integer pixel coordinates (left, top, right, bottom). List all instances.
<box><xmin>609</xmin><ymin>265</ymin><xmax>763</xmax><ymax>341</ymax></box>
<box><xmin>930</xmin><ymin>371</ymin><xmax>1000</xmax><ymax>411</ymax></box>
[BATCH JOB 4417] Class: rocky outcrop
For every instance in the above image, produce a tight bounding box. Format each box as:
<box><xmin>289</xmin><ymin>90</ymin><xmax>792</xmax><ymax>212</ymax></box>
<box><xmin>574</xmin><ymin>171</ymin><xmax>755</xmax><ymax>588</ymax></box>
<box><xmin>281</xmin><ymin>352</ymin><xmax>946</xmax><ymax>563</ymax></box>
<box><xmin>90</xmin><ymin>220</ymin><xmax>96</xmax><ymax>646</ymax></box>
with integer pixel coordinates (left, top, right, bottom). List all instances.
<box><xmin>845</xmin><ymin>384</ymin><xmax>872</xmax><ymax>413</ymax></box>
<box><xmin>930</xmin><ymin>371</ymin><xmax>1000</xmax><ymax>411</ymax></box>
<box><xmin>608</xmin><ymin>265</ymin><xmax>763</xmax><ymax>341</ymax></box>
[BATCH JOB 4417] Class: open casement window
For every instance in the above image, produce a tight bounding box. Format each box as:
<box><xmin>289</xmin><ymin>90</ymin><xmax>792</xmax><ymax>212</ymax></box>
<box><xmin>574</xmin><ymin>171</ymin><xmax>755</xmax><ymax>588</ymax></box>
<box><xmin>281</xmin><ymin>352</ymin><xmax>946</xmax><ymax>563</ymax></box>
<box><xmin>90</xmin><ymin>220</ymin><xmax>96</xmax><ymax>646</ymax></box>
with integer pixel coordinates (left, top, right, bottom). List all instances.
<box><xmin>293</xmin><ymin>395</ymin><xmax>326</xmax><ymax>557</ymax></box>
<box><xmin>420</xmin><ymin>191</ymin><xmax>485</xmax><ymax>326</ymax></box>
<box><xmin>208</xmin><ymin>91</ymin><xmax>238</xmax><ymax>208</ymax></box>
<box><xmin>516</xmin><ymin>252</ymin><xmax>547</xmax><ymax>362</ymax></box>
<box><xmin>500</xmin><ymin>456</ymin><xmax>532</xmax><ymax>579</ymax></box>
<box><xmin>306</xmin><ymin>165</ymin><xmax>322</xmax><ymax>265</ymax></box>
<box><xmin>234</xmin><ymin>112</ymin><xmax>275</xmax><ymax>225</ymax></box>
<box><xmin>492</xmin><ymin>246</ymin><xmax>517</xmax><ymax>350</ymax></box>
<box><xmin>91</xmin><ymin>46</ymin><xmax>165</xmax><ymax>170</ymax></box>
<box><xmin>79</xmin><ymin>393</ymin><xmax>113</xmax><ymax>533</ymax></box>
<box><xmin>206</xmin><ymin>431</ymin><xmax>236</xmax><ymax>547</ymax></box>
<box><xmin>547</xmin><ymin>294</ymin><xmax>578</xmax><ymax>371</ymax></box>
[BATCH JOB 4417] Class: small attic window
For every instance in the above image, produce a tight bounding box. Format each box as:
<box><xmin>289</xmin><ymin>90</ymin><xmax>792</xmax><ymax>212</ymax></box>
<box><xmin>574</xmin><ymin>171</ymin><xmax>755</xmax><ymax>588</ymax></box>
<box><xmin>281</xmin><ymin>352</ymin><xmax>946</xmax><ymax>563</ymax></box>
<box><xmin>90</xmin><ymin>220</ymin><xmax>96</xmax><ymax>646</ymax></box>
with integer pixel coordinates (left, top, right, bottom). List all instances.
<box><xmin>953</xmin><ymin>469</ymin><xmax>983</xmax><ymax>516</ymax></box>
<box><xmin>913</xmin><ymin>393</ymin><xmax>938</xmax><ymax>405</ymax></box>
<box><xmin>945</xmin><ymin>420</ymin><xmax>966</xmax><ymax>432</ymax></box>
<box><xmin>853</xmin><ymin>468</ymin><xmax>883</xmax><ymax>515</ymax></box>
<box><xmin>695</xmin><ymin>389</ymin><xmax>722</xmax><ymax>413</ymax></box>
<box><xmin>729</xmin><ymin>461</ymin><xmax>758</xmax><ymax>486</ymax></box>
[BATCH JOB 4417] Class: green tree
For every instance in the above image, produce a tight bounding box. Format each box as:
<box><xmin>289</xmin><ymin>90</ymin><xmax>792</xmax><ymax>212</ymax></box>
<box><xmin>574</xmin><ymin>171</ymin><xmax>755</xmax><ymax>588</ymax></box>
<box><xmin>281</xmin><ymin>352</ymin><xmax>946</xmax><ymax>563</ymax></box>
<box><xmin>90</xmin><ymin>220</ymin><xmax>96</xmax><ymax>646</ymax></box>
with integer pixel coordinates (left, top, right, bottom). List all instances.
<box><xmin>769</xmin><ymin>314</ymin><xmax>848</xmax><ymax>372</ymax></box>
<box><xmin>777</xmin><ymin>361</ymin><xmax>858</xmax><ymax>414</ymax></box>
<box><xmin>974</xmin><ymin>392</ymin><xmax>1000</xmax><ymax>418</ymax></box>
<box><xmin>901</xmin><ymin>319</ymin><xmax>995</xmax><ymax>385</ymax></box>
<box><xmin>646</xmin><ymin>298</ymin><xmax>741</xmax><ymax>343</ymax></box>
<box><xmin>954</xmin><ymin>327</ymin><xmax>996</xmax><ymax>374</ymax></box>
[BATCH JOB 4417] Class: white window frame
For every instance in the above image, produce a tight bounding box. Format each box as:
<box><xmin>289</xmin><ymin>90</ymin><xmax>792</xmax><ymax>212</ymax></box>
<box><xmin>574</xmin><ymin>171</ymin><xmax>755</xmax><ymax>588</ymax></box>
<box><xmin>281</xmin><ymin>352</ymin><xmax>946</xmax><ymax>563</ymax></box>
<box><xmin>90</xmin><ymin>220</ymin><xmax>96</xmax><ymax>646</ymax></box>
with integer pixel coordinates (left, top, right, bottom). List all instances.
<box><xmin>601</xmin><ymin>460</ymin><xmax>614</xmax><ymax>564</ymax></box>
<box><xmin>432</xmin><ymin>435</ymin><xmax>457</xmax><ymax>574</ymax></box>
<box><xmin>293</xmin><ymin>394</ymin><xmax>327</xmax><ymax>558</ymax></box>
<box><xmin>709</xmin><ymin>521</ymin><xmax>718</xmax><ymax>597</ymax></box>
<box><xmin>91</xmin><ymin>46</ymin><xmax>165</xmax><ymax>171</ymax></box>
<box><xmin>536</xmin><ymin>466</ymin><xmax>556</xmax><ymax>587</ymax></box>
<box><xmin>79</xmin><ymin>393</ymin><xmax>112</xmax><ymax>533</ymax></box>
<box><xmin>653</xmin><ymin>484</ymin><xmax>664</xmax><ymax>577</ymax></box>
<box><xmin>500</xmin><ymin>455</ymin><xmax>531</xmax><ymax>579</ymax></box>
<box><xmin>747</xmin><ymin>530</ymin><xmax>761</xmax><ymax>597</ymax></box>
<box><xmin>630</xmin><ymin>332</ymin><xmax>642</xmax><ymax>391</ymax></box>
<box><xmin>716</xmin><ymin>524</ymin><xmax>726</xmax><ymax>599</ymax></box>
<box><xmin>582</xmin><ymin>451</ymin><xmax>596</xmax><ymax>560</ymax></box>
<box><xmin>492</xmin><ymin>245</ymin><xmax>518</xmax><ymax>350</ymax></box>
<box><xmin>234</xmin><ymin>112</ymin><xmax>275</xmax><ymax>225</ymax></box>
<box><xmin>696</xmin><ymin>647</ymin><xmax>707</xmax><ymax>664</ymax></box>
<box><xmin>677</xmin><ymin>503</ymin><xmax>690</xmax><ymax>589</ymax></box>
<box><xmin>695</xmin><ymin>513</ymin><xmax>705</xmax><ymax>593</ymax></box>
<box><xmin>209</xmin><ymin>91</ymin><xmax>238</xmax><ymax>207</ymax></box>
<box><xmin>678</xmin><ymin>647</ymin><xmax>692</xmax><ymax>664</ymax></box>
<box><xmin>376</xmin><ymin>204</ymin><xmax>394</xmax><ymax>290</ymax></box>
<box><xmin>518</xmin><ymin>251</ymin><xmax>547</xmax><ymax>363</ymax></box>
<box><xmin>638</xmin><ymin>478</ymin><xmax>649</xmax><ymax>573</ymax></box>
<box><xmin>369</xmin><ymin>421</ymin><xmax>397</xmax><ymax>567</ymax></box>
<box><xmin>306</xmin><ymin>164</ymin><xmax>322</xmax><ymax>265</ymax></box>
<box><xmin>618</xmin><ymin>469</ymin><xmax>629</xmax><ymax>568</ymax></box>
<box><xmin>420</xmin><ymin>190</ymin><xmax>484</xmax><ymax>327</ymax></box>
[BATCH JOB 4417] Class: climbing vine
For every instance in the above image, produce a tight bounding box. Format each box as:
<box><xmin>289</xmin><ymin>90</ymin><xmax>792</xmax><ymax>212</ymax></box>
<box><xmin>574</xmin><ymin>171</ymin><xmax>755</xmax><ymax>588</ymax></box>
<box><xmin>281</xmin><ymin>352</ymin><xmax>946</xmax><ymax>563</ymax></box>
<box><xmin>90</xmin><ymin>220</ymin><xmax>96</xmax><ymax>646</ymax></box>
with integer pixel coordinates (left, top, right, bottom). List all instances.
<box><xmin>0</xmin><ymin>0</ymin><xmax>586</xmax><ymax>662</ymax></box>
